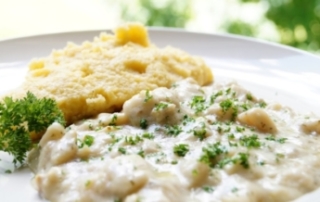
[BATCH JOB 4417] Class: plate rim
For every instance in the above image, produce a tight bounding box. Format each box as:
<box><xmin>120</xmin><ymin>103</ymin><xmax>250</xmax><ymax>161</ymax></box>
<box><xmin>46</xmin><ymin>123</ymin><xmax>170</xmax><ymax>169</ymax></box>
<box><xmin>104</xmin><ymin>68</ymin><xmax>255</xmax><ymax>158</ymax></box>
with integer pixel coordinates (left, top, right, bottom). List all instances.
<box><xmin>1</xmin><ymin>26</ymin><xmax>319</xmax><ymax>60</ymax></box>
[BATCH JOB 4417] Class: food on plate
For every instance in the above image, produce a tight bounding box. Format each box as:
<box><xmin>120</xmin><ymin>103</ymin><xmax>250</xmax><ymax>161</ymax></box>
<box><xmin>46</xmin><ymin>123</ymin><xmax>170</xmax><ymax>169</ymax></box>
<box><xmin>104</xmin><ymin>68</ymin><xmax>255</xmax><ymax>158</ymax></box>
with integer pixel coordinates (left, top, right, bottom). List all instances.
<box><xmin>30</xmin><ymin>79</ymin><xmax>320</xmax><ymax>202</ymax></box>
<box><xmin>1</xmin><ymin>23</ymin><xmax>320</xmax><ymax>202</ymax></box>
<box><xmin>8</xmin><ymin>23</ymin><xmax>213</xmax><ymax>128</ymax></box>
<box><xmin>0</xmin><ymin>92</ymin><xmax>65</xmax><ymax>165</ymax></box>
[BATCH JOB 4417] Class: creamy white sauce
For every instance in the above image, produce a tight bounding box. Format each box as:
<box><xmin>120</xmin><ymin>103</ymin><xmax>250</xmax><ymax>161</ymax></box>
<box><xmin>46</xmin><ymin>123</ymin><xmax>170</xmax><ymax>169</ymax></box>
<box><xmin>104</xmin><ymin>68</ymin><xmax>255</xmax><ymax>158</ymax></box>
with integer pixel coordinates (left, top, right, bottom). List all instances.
<box><xmin>30</xmin><ymin>79</ymin><xmax>320</xmax><ymax>202</ymax></box>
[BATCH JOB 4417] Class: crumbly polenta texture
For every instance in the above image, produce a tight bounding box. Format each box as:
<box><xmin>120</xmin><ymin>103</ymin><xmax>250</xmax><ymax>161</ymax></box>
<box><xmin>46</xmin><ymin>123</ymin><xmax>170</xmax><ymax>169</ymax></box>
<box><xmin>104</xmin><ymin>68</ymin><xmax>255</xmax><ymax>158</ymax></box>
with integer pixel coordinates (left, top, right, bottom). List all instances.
<box><xmin>15</xmin><ymin>23</ymin><xmax>213</xmax><ymax>124</ymax></box>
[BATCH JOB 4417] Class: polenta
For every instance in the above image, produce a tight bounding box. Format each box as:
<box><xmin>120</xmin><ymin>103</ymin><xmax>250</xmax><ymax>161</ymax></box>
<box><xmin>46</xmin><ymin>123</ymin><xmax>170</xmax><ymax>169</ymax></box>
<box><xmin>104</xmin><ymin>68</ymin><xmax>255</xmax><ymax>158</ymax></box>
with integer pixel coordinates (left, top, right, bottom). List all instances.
<box><xmin>12</xmin><ymin>23</ymin><xmax>213</xmax><ymax>125</ymax></box>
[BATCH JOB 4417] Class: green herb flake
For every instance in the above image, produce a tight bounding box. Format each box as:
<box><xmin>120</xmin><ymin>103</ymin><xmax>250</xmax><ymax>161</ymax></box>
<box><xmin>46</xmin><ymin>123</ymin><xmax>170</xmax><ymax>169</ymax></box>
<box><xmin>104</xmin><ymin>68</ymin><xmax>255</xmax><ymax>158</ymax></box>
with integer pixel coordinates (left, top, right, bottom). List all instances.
<box><xmin>200</xmin><ymin>142</ymin><xmax>227</xmax><ymax>167</ymax></box>
<box><xmin>259</xmin><ymin>101</ymin><xmax>267</xmax><ymax>108</ymax></box>
<box><xmin>155</xmin><ymin>102</ymin><xmax>169</xmax><ymax>111</ymax></box>
<box><xmin>173</xmin><ymin>144</ymin><xmax>189</xmax><ymax>157</ymax></box>
<box><xmin>182</xmin><ymin>115</ymin><xmax>195</xmax><ymax>125</ymax></box>
<box><xmin>85</xmin><ymin>180</ymin><xmax>92</xmax><ymax>188</ymax></box>
<box><xmin>241</xmin><ymin>103</ymin><xmax>250</xmax><ymax>111</ymax></box>
<box><xmin>231</xmin><ymin>187</ymin><xmax>239</xmax><ymax>193</ymax></box>
<box><xmin>193</xmin><ymin>123</ymin><xmax>207</xmax><ymax>141</ymax></box>
<box><xmin>83</xmin><ymin>135</ymin><xmax>94</xmax><ymax>147</ymax></box>
<box><xmin>142</xmin><ymin>132</ymin><xmax>154</xmax><ymax>139</ymax></box>
<box><xmin>125</xmin><ymin>136</ymin><xmax>143</xmax><ymax>145</ymax></box>
<box><xmin>226</xmin><ymin>88</ymin><xmax>231</xmax><ymax>94</ymax></box>
<box><xmin>220</xmin><ymin>99</ymin><xmax>233</xmax><ymax>112</ymax></box>
<box><xmin>202</xmin><ymin>186</ymin><xmax>214</xmax><ymax>193</ymax></box>
<box><xmin>171</xmin><ymin>83</ymin><xmax>178</xmax><ymax>88</ymax></box>
<box><xmin>236</xmin><ymin>126</ymin><xmax>245</xmax><ymax>132</ymax></box>
<box><xmin>109</xmin><ymin>115</ymin><xmax>117</xmax><ymax>126</ymax></box>
<box><xmin>88</xmin><ymin>123</ymin><xmax>94</xmax><ymax>130</ymax></box>
<box><xmin>237</xmin><ymin>152</ymin><xmax>250</xmax><ymax>168</ymax></box>
<box><xmin>277</xmin><ymin>138</ymin><xmax>287</xmax><ymax>144</ymax></box>
<box><xmin>217</xmin><ymin>157</ymin><xmax>235</xmax><ymax>168</ymax></box>
<box><xmin>137</xmin><ymin>149</ymin><xmax>145</xmax><ymax>158</ymax></box>
<box><xmin>166</xmin><ymin>125</ymin><xmax>182</xmax><ymax>136</ymax></box>
<box><xmin>190</xmin><ymin>95</ymin><xmax>206</xmax><ymax>114</ymax></box>
<box><xmin>171</xmin><ymin>160</ymin><xmax>178</xmax><ymax>165</ymax></box>
<box><xmin>265</xmin><ymin>135</ymin><xmax>287</xmax><ymax>144</ymax></box>
<box><xmin>118</xmin><ymin>147</ymin><xmax>127</xmax><ymax>154</ymax></box>
<box><xmin>77</xmin><ymin>135</ymin><xmax>94</xmax><ymax>148</ymax></box>
<box><xmin>210</xmin><ymin>91</ymin><xmax>223</xmax><ymax>104</ymax></box>
<box><xmin>140</xmin><ymin>118</ymin><xmax>148</xmax><ymax>129</ymax></box>
<box><xmin>144</xmin><ymin>90</ymin><xmax>153</xmax><ymax>102</ymax></box>
<box><xmin>240</xmin><ymin>135</ymin><xmax>261</xmax><ymax>148</ymax></box>
<box><xmin>246</xmin><ymin>94</ymin><xmax>253</xmax><ymax>101</ymax></box>
<box><xmin>228</xmin><ymin>133</ymin><xmax>235</xmax><ymax>139</ymax></box>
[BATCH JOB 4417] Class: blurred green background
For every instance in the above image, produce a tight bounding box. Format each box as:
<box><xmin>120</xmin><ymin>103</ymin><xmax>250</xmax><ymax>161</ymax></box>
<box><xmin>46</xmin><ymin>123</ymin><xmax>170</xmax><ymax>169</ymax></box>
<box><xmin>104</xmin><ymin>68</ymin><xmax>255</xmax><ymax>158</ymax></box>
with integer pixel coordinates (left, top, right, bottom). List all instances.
<box><xmin>1</xmin><ymin>0</ymin><xmax>319</xmax><ymax>54</ymax></box>
<box><xmin>119</xmin><ymin>0</ymin><xmax>320</xmax><ymax>54</ymax></box>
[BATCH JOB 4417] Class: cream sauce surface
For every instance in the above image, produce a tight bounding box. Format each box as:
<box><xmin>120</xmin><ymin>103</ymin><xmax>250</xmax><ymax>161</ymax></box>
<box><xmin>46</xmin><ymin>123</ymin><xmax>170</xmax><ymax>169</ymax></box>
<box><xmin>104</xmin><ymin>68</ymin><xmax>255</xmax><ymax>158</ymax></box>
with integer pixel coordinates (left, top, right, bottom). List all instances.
<box><xmin>30</xmin><ymin>79</ymin><xmax>320</xmax><ymax>202</ymax></box>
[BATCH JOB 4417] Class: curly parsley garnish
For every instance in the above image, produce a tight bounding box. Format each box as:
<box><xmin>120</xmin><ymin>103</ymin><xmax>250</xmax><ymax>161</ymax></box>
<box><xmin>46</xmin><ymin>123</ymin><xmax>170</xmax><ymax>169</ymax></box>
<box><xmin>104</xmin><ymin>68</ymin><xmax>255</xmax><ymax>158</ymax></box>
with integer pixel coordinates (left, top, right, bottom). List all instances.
<box><xmin>0</xmin><ymin>92</ymin><xmax>65</xmax><ymax>165</ymax></box>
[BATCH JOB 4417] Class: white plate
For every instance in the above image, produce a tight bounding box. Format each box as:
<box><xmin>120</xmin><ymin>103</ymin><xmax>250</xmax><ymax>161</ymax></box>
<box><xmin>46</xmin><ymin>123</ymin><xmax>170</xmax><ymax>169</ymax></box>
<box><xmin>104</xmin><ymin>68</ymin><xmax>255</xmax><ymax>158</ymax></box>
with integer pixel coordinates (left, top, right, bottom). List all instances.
<box><xmin>0</xmin><ymin>29</ymin><xmax>320</xmax><ymax>202</ymax></box>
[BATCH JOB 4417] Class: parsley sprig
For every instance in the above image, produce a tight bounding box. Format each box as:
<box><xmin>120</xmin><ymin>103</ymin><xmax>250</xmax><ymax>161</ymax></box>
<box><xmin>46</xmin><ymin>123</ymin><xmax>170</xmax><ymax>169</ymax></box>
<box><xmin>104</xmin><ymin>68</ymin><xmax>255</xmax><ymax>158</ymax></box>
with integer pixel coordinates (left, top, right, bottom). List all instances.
<box><xmin>0</xmin><ymin>92</ymin><xmax>65</xmax><ymax>165</ymax></box>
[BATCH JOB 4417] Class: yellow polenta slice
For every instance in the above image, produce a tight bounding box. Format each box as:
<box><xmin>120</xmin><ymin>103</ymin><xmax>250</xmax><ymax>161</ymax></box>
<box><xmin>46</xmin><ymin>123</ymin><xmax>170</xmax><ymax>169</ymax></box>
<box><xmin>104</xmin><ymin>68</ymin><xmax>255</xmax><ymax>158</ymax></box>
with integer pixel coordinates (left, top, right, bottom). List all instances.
<box><xmin>13</xmin><ymin>23</ymin><xmax>213</xmax><ymax>125</ymax></box>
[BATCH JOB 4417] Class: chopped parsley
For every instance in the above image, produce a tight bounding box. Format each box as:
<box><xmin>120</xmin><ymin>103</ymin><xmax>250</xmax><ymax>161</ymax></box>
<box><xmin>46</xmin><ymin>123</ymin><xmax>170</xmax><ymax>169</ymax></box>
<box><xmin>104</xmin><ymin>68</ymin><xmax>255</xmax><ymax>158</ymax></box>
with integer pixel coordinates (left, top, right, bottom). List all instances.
<box><xmin>77</xmin><ymin>135</ymin><xmax>94</xmax><ymax>148</ymax></box>
<box><xmin>193</xmin><ymin>123</ymin><xmax>207</xmax><ymax>141</ymax></box>
<box><xmin>236</xmin><ymin>152</ymin><xmax>250</xmax><ymax>168</ymax></box>
<box><xmin>202</xmin><ymin>186</ymin><xmax>214</xmax><ymax>193</ymax></box>
<box><xmin>144</xmin><ymin>90</ymin><xmax>153</xmax><ymax>102</ymax></box>
<box><xmin>200</xmin><ymin>142</ymin><xmax>227</xmax><ymax>167</ymax></box>
<box><xmin>140</xmin><ymin>118</ymin><xmax>148</xmax><ymax>129</ymax></box>
<box><xmin>137</xmin><ymin>149</ymin><xmax>145</xmax><ymax>158</ymax></box>
<box><xmin>276</xmin><ymin>153</ymin><xmax>285</xmax><ymax>163</ymax></box>
<box><xmin>231</xmin><ymin>187</ymin><xmax>239</xmax><ymax>193</ymax></box>
<box><xmin>228</xmin><ymin>133</ymin><xmax>235</xmax><ymax>139</ymax></box>
<box><xmin>173</xmin><ymin>144</ymin><xmax>189</xmax><ymax>157</ymax></box>
<box><xmin>171</xmin><ymin>160</ymin><xmax>178</xmax><ymax>164</ymax></box>
<box><xmin>236</xmin><ymin>126</ymin><xmax>245</xmax><ymax>132</ymax></box>
<box><xmin>259</xmin><ymin>101</ymin><xmax>267</xmax><ymax>108</ymax></box>
<box><xmin>219</xmin><ymin>99</ymin><xmax>238</xmax><ymax>120</ymax></box>
<box><xmin>225</xmin><ymin>88</ymin><xmax>231</xmax><ymax>95</ymax></box>
<box><xmin>182</xmin><ymin>115</ymin><xmax>195</xmax><ymax>125</ymax></box>
<box><xmin>200</xmin><ymin>141</ymin><xmax>250</xmax><ymax>169</ymax></box>
<box><xmin>190</xmin><ymin>95</ymin><xmax>207</xmax><ymax>114</ymax></box>
<box><xmin>109</xmin><ymin>115</ymin><xmax>117</xmax><ymax>126</ymax></box>
<box><xmin>154</xmin><ymin>102</ymin><xmax>169</xmax><ymax>111</ymax></box>
<box><xmin>265</xmin><ymin>135</ymin><xmax>287</xmax><ymax>144</ymax></box>
<box><xmin>125</xmin><ymin>136</ymin><xmax>143</xmax><ymax>145</ymax></box>
<box><xmin>210</xmin><ymin>90</ymin><xmax>223</xmax><ymax>104</ymax></box>
<box><xmin>142</xmin><ymin>132</ymin><xmax>154</xmax><ymax>139</ymax></box>
<box><xmin>239</xmin><ymin>135</ymin><xmax>261</xmax><ymax>148</ymax></box>
<box><xmin>216</xmin><ymin>152</ymin><xmax>250</xmax><ymax>169</ymax></box>
<box><xmin>85</xmin><ymin>180</ymin><xmax>92</xmax><ymax>188</ymax></box>
<box><xmin>246</xmin><ymin>94</ymin><xmax>253</xmax><ymax>101</ymax></box>
<box><xmin>118</xmin><ymin>147</ymin><xmax>127</xmax><ymax>154</ymax></box>
<box><xmin>166</xmin><ymin>125</ymin><xmax>182</xmax><ymax>136</ymax></box>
